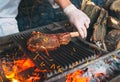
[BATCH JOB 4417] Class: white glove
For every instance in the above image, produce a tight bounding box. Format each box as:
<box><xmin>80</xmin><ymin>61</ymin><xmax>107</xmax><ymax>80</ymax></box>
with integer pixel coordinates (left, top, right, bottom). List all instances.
<box><xmin>48</xmin><ymin>0</ymin><xmax>59</xmax><ymax>9</ymax></box>
<box><xmin>64</xmin><ymin>4</ymin><xmax>90</xmax><ymax>38</ymax></box>
<box><xmin>0</xmin><ymin>18</ymin><xmax>19</xmax><ymax>37</ymax></box>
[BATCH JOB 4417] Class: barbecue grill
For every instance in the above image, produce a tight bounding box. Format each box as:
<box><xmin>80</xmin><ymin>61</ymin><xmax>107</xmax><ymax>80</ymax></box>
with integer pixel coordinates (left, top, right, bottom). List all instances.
<box><xmin>0</xmin><ymin>21</ymin><xmax>120</xmax><ymax>82</ymax></box>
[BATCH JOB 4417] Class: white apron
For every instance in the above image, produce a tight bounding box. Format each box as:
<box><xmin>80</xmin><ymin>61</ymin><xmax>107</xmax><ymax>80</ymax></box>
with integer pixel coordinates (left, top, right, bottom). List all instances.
<box><xmin>0</xmin><ymin>0</ymin><xmax>58</xmax><ymax>37</ymax></box>
<box><xmin>0</xmin><ymin>0</ymin><xmax>21</xmax><ymax>37</ymax></box>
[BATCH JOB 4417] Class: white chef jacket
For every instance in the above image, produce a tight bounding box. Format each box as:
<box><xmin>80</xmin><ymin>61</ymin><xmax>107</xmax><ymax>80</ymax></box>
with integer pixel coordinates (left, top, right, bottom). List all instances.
<box><xmin>0</xmin><ymin>0</ymin><xmax>21</xmax><ymax>37</ymax></box>
<box><xmin>0</xmin><ymin>0</ymin><xmax>21</xmax><ymax>17</ymax></box>
<box><xmin>0</xmin><ymin>0</ymin><xmax>58</xmax><ymax>37</ymax></box>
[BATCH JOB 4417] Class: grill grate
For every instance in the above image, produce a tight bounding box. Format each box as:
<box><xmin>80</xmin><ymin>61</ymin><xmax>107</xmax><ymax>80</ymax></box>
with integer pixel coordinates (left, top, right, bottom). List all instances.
<box><xmin>0</xmin><ymin>22</ymin><xmax>120</xmax><ymax>82</ymax></box>
<box><xmin>9</xmin><ymin>24</ymin><xmax>95</xmax><ymax>81</ymax></box>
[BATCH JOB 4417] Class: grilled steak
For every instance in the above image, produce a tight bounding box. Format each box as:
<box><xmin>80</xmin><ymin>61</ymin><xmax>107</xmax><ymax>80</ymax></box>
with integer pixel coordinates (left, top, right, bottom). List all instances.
<box><xmin>27</xmin><ymin>31</ymin><xmax>71</xmax><ymax>52</ymax></box>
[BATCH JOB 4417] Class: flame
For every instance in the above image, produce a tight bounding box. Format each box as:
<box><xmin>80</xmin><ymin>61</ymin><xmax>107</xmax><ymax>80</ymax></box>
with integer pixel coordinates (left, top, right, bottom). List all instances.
<box><xmin>23</xmin><ymin>75</ymin><xmax>41</xmax><ymax>82</ymax></box>
<box><xmin>2</xmin><ymin>64</ymin><xmax>17</xmax><ymax>79</ymax></box>
<box><xmin>0</xmin><ymin>76</ymin><xmax>3</xmax><ymax>82</ymax></box>
<box><xmin>5</xmin><ymin>72</ymin><xmax>15</xmax><ymax>79</ymax></box>
<box><xmin>66</xmin><ymin>69</ymin><xmax>107</xmax><ymax>82</ymax></box>
<box><xmin>14</xmin><ymin>58</ymin><xmax>35</xmax><ymax>72</ymax></box>
<box><xmin>1</xmin><ymin>55</ymin><xmax>41</xmax><ymax>82</ymax></box>
<box><xmin>12</xmin><ymin>78</ymin><xmax>20</xmax><ymax>82</ymax></box>
<box><xmin>66</xmin><ymin>70</ymin><xmax>90</xmax><ymax>82</ymax></box>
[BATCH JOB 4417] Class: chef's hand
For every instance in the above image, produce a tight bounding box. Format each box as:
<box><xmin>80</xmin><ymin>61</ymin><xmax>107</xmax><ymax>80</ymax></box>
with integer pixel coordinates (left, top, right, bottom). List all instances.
<box><xmin>64</xmin><ymin>4</ymin><xmax>90</xmax><ymax>38</ymax></box>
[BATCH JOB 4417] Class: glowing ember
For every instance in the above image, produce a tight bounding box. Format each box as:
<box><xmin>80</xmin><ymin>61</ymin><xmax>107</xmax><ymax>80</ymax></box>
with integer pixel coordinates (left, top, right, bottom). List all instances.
<box><xmin>2</xmin><ymin>63</ymin><xmax>17</xmax><ymax>79</ymax></box>
<box><xmin>14</xmin><ymin>58</ymin><xmax>35</xmax><ymax>72</ymax></box>
<box><xmin>12</xmin><ymin>78</ymin><xmax>19</xmax><ymax>82</ymax></box>
<box><xmin>66</xmin><ymin>70</ymin><xmax>90</xmax><ymax>82</ymax></box>
<box><xmin>0</xmin><ymin>76</ymin><xmax>3</xmax><ymax>82</ymax></box>
<box><xmin>1</xmin><ymin>54</ymin><xmax>41</xmax><ymax>82</ymax></box>
<box><xmin>23</xmin><ymin>75</ymin><xmax>40</xmax><ymax>82</ymax></box>
<box><xmin>66</xmin><ymin>54</ymin><xmax>120</xmax><ymax>82</ymax></box>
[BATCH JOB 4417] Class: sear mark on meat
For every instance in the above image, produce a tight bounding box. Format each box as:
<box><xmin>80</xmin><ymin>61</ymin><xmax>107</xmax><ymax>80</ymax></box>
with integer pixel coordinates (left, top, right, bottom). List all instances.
<box><xmin>27</xmin><ymin>31</ymin><xmax>71</xmax><ymax>52</ymax></box>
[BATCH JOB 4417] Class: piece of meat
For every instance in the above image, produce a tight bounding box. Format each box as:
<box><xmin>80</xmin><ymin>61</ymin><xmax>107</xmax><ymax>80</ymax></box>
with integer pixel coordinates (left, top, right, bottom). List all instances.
<box><xmin>27</xmin><ymin>31</ymin><xmax>71</xmax><ymax>52</ymax></box>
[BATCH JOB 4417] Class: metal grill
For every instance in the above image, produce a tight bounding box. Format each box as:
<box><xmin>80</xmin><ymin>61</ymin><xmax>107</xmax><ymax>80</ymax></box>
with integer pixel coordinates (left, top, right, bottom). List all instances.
<box><xmin>0</xmin><ymin>21</ymin><xmax>120</xmax><ymax>82</ymax></box>
<box><xmin>9</xmin><ymin>24</ymin><xmax>95</xmax><ymax>82</ymax></box>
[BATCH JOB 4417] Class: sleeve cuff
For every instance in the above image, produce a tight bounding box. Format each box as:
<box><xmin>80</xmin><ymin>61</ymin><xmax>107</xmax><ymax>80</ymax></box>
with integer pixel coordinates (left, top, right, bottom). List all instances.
<box><xmin>63</xmin><ymin>4</ymin><xmax>77</xmax><ymax>15</ymax></box>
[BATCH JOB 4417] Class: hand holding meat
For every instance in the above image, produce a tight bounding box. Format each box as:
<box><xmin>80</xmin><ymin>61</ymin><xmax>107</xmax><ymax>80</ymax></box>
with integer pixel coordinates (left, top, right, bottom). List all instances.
<box><xmin>64</xmin><ymin>4</ymin><xmax>90</xmax><ymax>38</ymax></box>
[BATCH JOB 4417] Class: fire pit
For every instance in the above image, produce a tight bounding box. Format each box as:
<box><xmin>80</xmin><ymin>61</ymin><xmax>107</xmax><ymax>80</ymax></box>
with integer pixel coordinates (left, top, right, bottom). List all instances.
<box><xmin>0</xmin><ymin>21</ymin><xmax>96</xmax><ymax>82</ymax></box>
<box><xmin>0</xmin><ymin>0</ymin><xmax>120</xmax><ymax>82</ymax></box>
<box><xmin>0</xmin><ymin>20</ymin><xmax>120</xmax><ymax>82</ymax></box>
